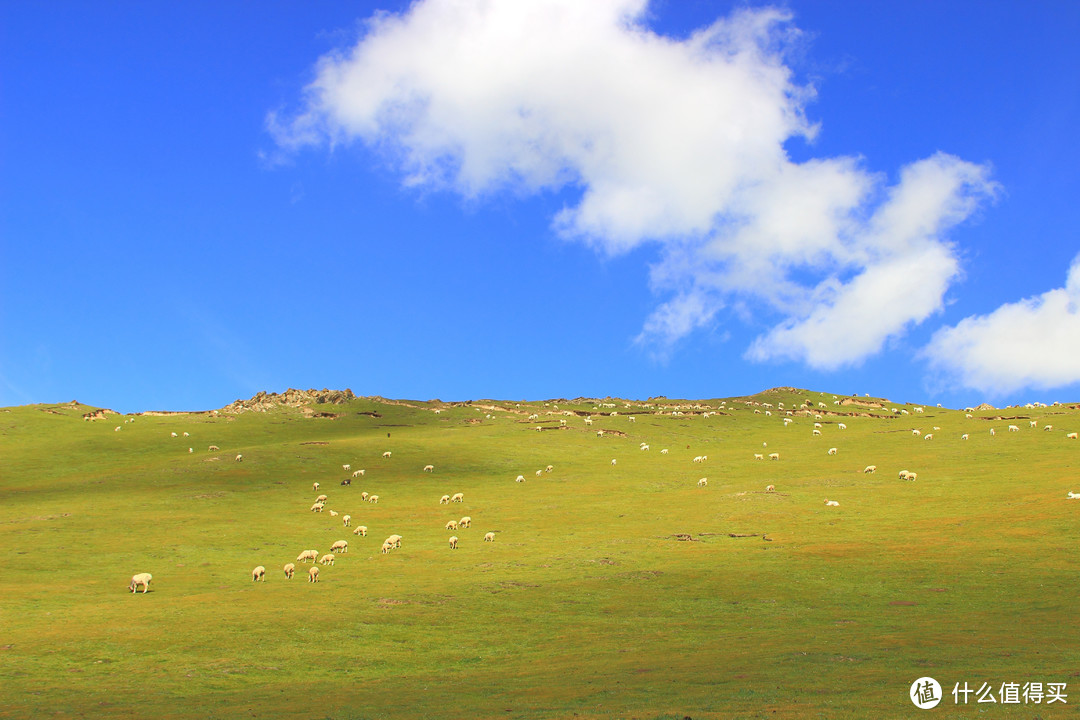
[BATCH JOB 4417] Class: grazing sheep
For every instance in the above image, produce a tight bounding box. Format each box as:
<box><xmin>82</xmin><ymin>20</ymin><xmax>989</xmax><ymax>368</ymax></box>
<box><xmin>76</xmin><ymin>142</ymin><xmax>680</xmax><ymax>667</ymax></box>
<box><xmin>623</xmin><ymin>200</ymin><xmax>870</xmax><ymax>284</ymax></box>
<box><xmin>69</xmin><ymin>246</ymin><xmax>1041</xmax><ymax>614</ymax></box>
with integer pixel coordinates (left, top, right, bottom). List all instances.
<box><xmin>343</xmin><ymin>515</ymin><xmax>351</xmax><ymax>527</ymax></box>
<box><xmin>329</xmin><ymin>510</ymin><xmax>339</xmax><ymax>517</ymax></box>
<box><xmin>353</xmin><ymin>525</ymin><xmax>368</xmax><ymax>536</ymax></box>
<box><xmin>863</xmin><ymin>465</ymin><xmax>877</xmax><ymax>474</ymax></box>
<box><xmin>129</xmin><ymin>573</ymin><xmax>152</xmax><ymax>594</ymax></box>
<box><xmin>183</xmin><ymin>432</ymin><xmax>189</xmax><ymax>437</ymax></box>
<box><xmin>446</xmin><ymin>520</ymin><xmax>459</xmax><ymax>530</ymax></box>
<box><xmin>961</xmin><ymin>433</ymin><xmax>969</xmax><ymax>440</ymax></box>
<box><xmin>484</xmin><ymin>532</ymin><xmax>495</xmax><ymax>542</ymax></box>
<box><xmin>828</xmin><ymin>447</ymin><xmax>837</xmax><ymax>455</ymax></box>
<box><xmin>906</xmin><ymin>472</ymin><xmax>918</xmax><ymax>481</ymax></box>
<box><xmin>284</xmin><ymin>563</ymin><xmax>295</xmax><ymax>579</ymax></box>
<box><xmin>1044</xmin><ymin>425</ymin><xmax>1054</xmax><ymax>431</ymax></box>
<box><xmin>330</xmin><ymin>540</ymin><xmax>348</xmax><ymax>553</ymax></box>
<box><xmin>754</xmin><ymin>453</ymin><xmax>764</xmax><ymax>460</ymax></box>
<box><xmin>1030</xmin><ymin>420</ymin><xmax>1038</xmax><ymax>428</ymax></box>
<box><xmin>990</xmin><ymin>428</ymin><xmax>996</xmax><ymax>436</ymax></box>
<box><xmin>535</xmin><ymin>470</ymin><xmax>542</xmax><ymax>477</ymax></box>
<box><xmin>361</xmin><ymin>492</ymin><xmax>369</xmax><ymax>501</ymax></box>
<box><xmin>1068</xmin><ymin>432</ymin><xmax>1079</xmax><ymax>440</ymax></box>
<box><xmin>966</xmin><ymin>413</ymin><xmax>973</xmax><ymax>419</ymax></box>
<box><xmin>813</xmin><ymin>429</ymin><xmax>822</xmax><ymax>436</ymax></box>
<box><xmin>342</xmin><ymin>464</ymin><xmax>351</xmax><ymax>471</ymax></box>
<box><xmin>382</xmin><ymin>451</ymin><xmax>392</xmax><ymax>458</ymax></box>
<box><xmin>596</xmin><ymin>430</ymin><xmax>604</xmax><ymax>437</ymax></box>
<box><xmin>768</xmin><ymin>453</ymin><xmax>780</xmax><ymax>460</ymax></box>
<box><xmin>296</xmin><ymin>550</ymin><xmax>319</xmax><ymax>563</ymax></box>
<box><xmin>765</xmin><ymin>484</ymin><xmax>775</xmax><ymax>492</ymax></box>
<box><xmin>252</xmin><ymin>565</ymin><xmax>265</xmax><ymax>582</ymax></box>
<box><xmin>459</xmin><ymin>516</ymin><xmax>471</xmax><ymax>528</ymax></box>
<box><xmin>308</xmin><ymin>566</ymin><xmax>319</xmax><ymax>582</ymax></box>
<box><xmin>912</xmin><ymin>429</ymin><xmax>921</xmax><ymax>436</ymax></box>
<box><xmin>660</xmin><ymin>449</ymin><xmax>669</xmax><ymax>454</ymax></box>
<box><xmin>610</xmin><ymin>458</ymin><xmax>617</xmax><ymax>466</ymax></box>
<box><xmin>319</xmin><ymin>554</ymin><xmax>335</xmax><ymax>566</ymax></box>
<box><xmin>838</xmin><ymin>423</ymin><xmax>847</xmax><ymax>430</ymax></box>
<box><xmin>235</xmin><ymin>454</ymin><xmax>243</xmax><ymax>462</ymax></box>
<box><xmin>693</xmin><ymin>456</ymin><xmax>703</xmax><ymax>463</ymax></box>
<box><xmin>1068</xmin><ymin>492</ymin><xmax>1080</xmax><ymax>499</ymax></box>
<box><xmin>171</xmin><ymin>432</ymin><xmax>178</xmax><ymax>437</ymax></box>
<box><xmin>546</xmin><ymin>465</ymin><xmax>554</xmax><ymax>472</ymax></box>
<box><xmin>1008</xmin><ymin>425</ymin><xmax>1019</xmax><ymax>432</ymax></box>
<box><xmin>451</xmin><ymin>493</ymin><xmax>464</xmax><ymax>503</ymax></box>
<box><xmin>924</xmin><ymin>433</ymin><xmax>934</xmax><ymax>440</ymax></box>
<box><xmin>352</xmin><ymin>469</ymin><xmax>365</xmax><ymax>477</ymax></box>
<box><xmin>387</xmin><ymin>534</ymin><xmax>402</xmax><ymax>548</ymax></box>
<box><xmin>381</xmin><ymin>541</ymin><xmax>394</xmax><ymax>554</ymax></box>
<box><xmin>814</xmin><ymin>422</ymin><xmax>822</xmax><ymax>429</ymax></box>
<box><xmin>188</xmin><ymin>447</ymin><xmax>193</xmax><ymax>453</ymax></box>
<box><xmin>316</xmin><ymin>494</ymin><xmax>328</xmax><ymax>503</ymax></box>
<box><xmin>313</xmin><ymin>482</ymin><xmax>320</xmax><ymax>492</ymax></box>
<box><xmin>424</xmin><ymin>465</ymin><xmax>435</xmax><ymax>472</ymax></box>
<box><xmin>825</xmin><ymin>500</ymin><xmax>839</xmax><ymax>507</ymax></box>
<box><xmin>310</xmin><ymin>502</ymin><xmax>325</xmax><ymax>513</ymax></box>
<box><xmin>584</xmin><ymin>418</ymin><xmax>593</xmax><ymax>426</ymax></box>
<box><xmin>340</xmin><ymin>478</ymin><xmax>351</xmax><ymax>486</ymax></box>
<box><xmin>368</xmin><ymin>495</ymin><xmax>379</xmax><ymax>504</ymax></box>
<box><xmin>209</xmin><ymin>445</ymin><xmax>220</xmax><ymax>451</ymax></box>
<box><xmin>898</xmin><ymin>470</ymin><xmax>910</xmax><ymax>480</ymax></box>
<box><xmin>640</xmin><ymin>444</ymin><xmax>650</xmax><ymax>451</ymax></box>
<box><xmin>697</xmin><ymin>478</ymin><xmax>708</xmax><ymax>487</ymax></box>
<box><xmin>449</xmin><ymin>536</ymin><xmax>459</xmax><ymax>549</ymax></box>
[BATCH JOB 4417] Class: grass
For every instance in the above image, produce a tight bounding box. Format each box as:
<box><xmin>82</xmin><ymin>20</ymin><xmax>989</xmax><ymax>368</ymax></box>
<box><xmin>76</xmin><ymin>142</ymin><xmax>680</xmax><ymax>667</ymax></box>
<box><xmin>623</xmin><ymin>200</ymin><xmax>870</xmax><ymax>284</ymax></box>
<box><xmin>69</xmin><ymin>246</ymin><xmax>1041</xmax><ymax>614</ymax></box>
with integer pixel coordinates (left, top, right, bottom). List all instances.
<box><xmin>1</xmin><ymin>389</ymin><xmax>1078</xmax><ymax>718</ymax></box>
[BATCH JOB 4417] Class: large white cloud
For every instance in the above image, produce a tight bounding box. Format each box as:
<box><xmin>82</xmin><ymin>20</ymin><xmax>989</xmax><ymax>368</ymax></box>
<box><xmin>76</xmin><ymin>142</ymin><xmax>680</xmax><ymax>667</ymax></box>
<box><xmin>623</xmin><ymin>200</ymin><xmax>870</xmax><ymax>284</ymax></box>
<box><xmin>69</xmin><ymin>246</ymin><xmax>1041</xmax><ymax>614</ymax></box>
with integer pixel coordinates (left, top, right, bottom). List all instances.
<box><xmin>922</xmin><ymin>255</ymin><xmax>1080</xmax><ymax>394</ymax></box>
<box><xmin>272</xmin><ymin>0</ymin><xmax>996</xmax><ymax>367</ymax></box>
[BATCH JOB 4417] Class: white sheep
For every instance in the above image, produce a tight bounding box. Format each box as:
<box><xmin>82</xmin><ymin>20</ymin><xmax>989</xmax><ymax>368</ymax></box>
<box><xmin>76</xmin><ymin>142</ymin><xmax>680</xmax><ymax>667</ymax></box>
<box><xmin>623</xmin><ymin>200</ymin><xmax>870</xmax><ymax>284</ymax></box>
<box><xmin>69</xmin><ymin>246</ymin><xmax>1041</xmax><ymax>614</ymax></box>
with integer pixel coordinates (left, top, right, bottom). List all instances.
<box><xmin>584</xmin><ymin>418</ymin><xmax>593</xmax><ymax>426</ymax></box>
<box><xmin>754</xmin><ymin>453</ymin><xmax>764</xmax><ymax>460</ymax></box>
<box><xmin>924</xmin><ymin>433</ymin><xmax>934</xmax><ymax>440</ymax></box>
<box><xmin>424</xmin><ymin>465</ymin><xmax>435</xmax><ymax>472</ymax></box>
<box><xmin>640</xmin><ymin>444</ymin><xmax>650</xmax><ymax>451</ymax></box>
<box><xmin>769</xmin><ymin>452</ymin><xmax>780</xmax><ymax>460</ymax></box>
<box><xmin>382</xmin><ymin>451</ymin><xmax>392</xmax><ymax>458</ymax></box>
<box><xmin>342</xmin><ymin>464</ymin><xmax>351</xmax><ymax>471</ymax></box>
<box><xmin>814</xmin><ymin>422</ymin><xmax>822</xmax><ymax>429</ymax></box>
<box><xmin>352</xmin><ymin>469</ymin><xmax>365</xmax><ymax>477</ymax></box>
<box><xmin>449</xmin><ymin>536</ymin><xmax>459</xmax><ymax>549</ymax></box>
<box><xmin>546</xmin><ymin>465</ymin><xmax>554</xmax><ymax>472</ymax></box>
<box><xmin>171</xmin><ymin>432</ymin><xmax>178</xmax><ymax>437</ymax></box>
<box><xmin>361</xmin><ymin>492</ymin><xmax>369</xmax><ymax>501</ymax></box>
<box><xmin>284</xmin><ymin>563</ymin><xmax>295</xmax><ymax>579</ymax></box>
<box><xmin>235</xmin><ymin>454</ymin><xmax>243</xmax><ymax>462</ymax></box>
<box><xmin>961</xmin><ymin>434</ymin><xmax>969</xmax><ymax>440</ymax></box>
<box><xmin>596</xmin><ymin>430</ymin><xmax>604</xmax><ymax>437</ymax></box>
<box><xmin>381</xmin><ymin>541</ymin><xmax>394</xmax><ymax>554</ymax></box>
<box><xmin>342</xmin><ymin>515</ymin><xmax>351</xmax><ymax>527</ymax></box>
<box><xmin>329</xmin><ymin>510</ymin><xmax>339</xmax><ymax>517</ymax></box>
<box><xmin>459</xmin><ymin>516</ymin><xmax>471</xmax><ymax>528</ymax></box>
<box><xmin>440</xmin><ymin>494</ymin><xmax>451</xmax><ymax>504</ymax></box>
<box><xmin>296</xmin><ymin>550</ymin><xmax>319</xmax><ymax>563</ymax></box>
<box><xmin>484</xmin><ymin>532</ymin><xmax>495</xmax><ymax>542</ymax></box>
<box><xmin>1068</xmin><ymin>432</ymin><xmax>1079</xmax><ymax>440</ymax></box>
<box><xmin>129</xmin><ymin>573</ymin><xmax>152</xmax><ymax>593</ymax></box>
<box><xmin>697</xmin><ymin>478</ymin><xmax>708</xmax><ymax>487</ymax></box>
<box><xmin>863</xmin><ymin>465</ymin><xmax>877</xmax><ymax>474</ymax></box>
<box><xmin>611</xmin><ymin>459</ymin><xmax>617</xmax><ymax>466</ymax></box>
<box><xmin>990</xmin><ymin>428</ymin><xmax>996</xmax><ymax>436</ymax></box>
<box><xmin>1030</xmin><ymin>420</ymin><xmax>1038</xmax><ymax>428</ymax></box>
<box><xmin>319</xmin><ymin>554</ymin><xmax>335</xmax><ymax>566</ymax></box>
<box><xmin>308</xmin><ymin>566</ymin><xmax>319</xmax><ymax>582</ymax></box>
<box><xmin>387</xmin><ymin>534</ymin><xmax>402</xmax><ymax>548</ymax></box>
<box><xmin>765</xmin><ymin>484</ymin><xmax>775</xmax><ymax>492</ymax></box>
<box><xmin>188</xmin><ymin>448</ymin><xmax>193</xmax><ymax>453</ymax></box>
<box><xmin>316</xmin><ymin>494</ymin><xmax>328</xmax><ymax>503</ymax></box>
<box><xmin>1008</xmin><ymin>425</ymin><xmax>1019</xmax><ymax>433</ymax></box>
<box><xmin>838</xmin><ymin>423</ymin><xmax>847</xmax><ymax>430</ymax></box>
<box><xmin>1068</xmin><ymin>492</ymin><xmax>1080</xmax><ymax>499</ymax></box>
<box><xmin>446</xmin><ymin>520</ymin><xmax>459</xmax><ymax>530</ymax></box>
<box><xmin>660</xmin><ymin>449</ymin><xmax>669</xmax><ymax>454</ymax></box>
<box><xmin>813</xmin><ymin>429</ymin><xmax>822</xmax><ymax>436</ymax></box>
<box><xmin>368</xmin><ymin>495</ymin><xmax>379</xmax><ymax>504</ymax></box>
<box><xmin>451</xmin><ymin>493</ymin><xmax>464</xmax><ymax>503</ymax></box>
<box><xmin>353</xmin><ymin>525</ymin><xmax>368</xmax><ymax>536</ymax></box>
<box><xmin>628</xmin><ymin>416</ymin><xmax>636</xmax><ymax>423</ymax></box>
<box><xmin>183</xmin><ymin>432</ymin><xmax>189</xmax><ymax>437</ymax></box>
<box><xmin>912</xmin><ymin>429</ymin><xmax>921</xmax><ymax>436</ymax></box>
<box><xmin>310</xmin><ymin>502</ymin><xmax>325</xmax><ymax>513</ymax></box>
<box><xmin>1044</xmin><ymin>425</ymin><xmax>1054</xmax><ymax>431</ymax></box>
<box><xmin>535</xmin><ymin>470</ymin><xmax>542</xmax><ymax>477</ymax></box>
<box><xmin>252</xmin><ymin>565</ymin><xmax>265</xmax><ymax>582</ymax></box>
<box><xmin>330</xmin><ymin>540</ymin><xmax>348</xmax><ymax>553</ymax></box>
<box><xmin>828</xmin><ymin>447</ymin><xmax>837</xmax><ymax>455</ymax></box>
<box><xmin>209</xmin><ymin>445</ymin><xmax>219</xmax><ymax>451</ymax></box>
<box><xmin>825</xmin><ymin>500</ymin><xmax>839</xmax><ymax>507</ymax></box>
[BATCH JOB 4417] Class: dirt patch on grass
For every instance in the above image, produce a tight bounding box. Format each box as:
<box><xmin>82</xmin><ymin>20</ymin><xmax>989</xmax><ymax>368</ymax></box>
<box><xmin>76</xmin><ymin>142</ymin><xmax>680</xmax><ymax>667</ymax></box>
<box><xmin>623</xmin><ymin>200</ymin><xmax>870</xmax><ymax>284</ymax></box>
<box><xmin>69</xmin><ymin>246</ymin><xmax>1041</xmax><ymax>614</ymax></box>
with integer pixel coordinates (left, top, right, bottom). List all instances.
<box><xmin>377</xmin><ymin>598</ymin><xmax>409</xmax><ymax>606</ymax></box>
<box><xmin>192</xmin><ymin>492</ymin><xmax>226</xmax><ymax>500</ymax></box>
<box><xmin>616</xmin><ymin>570</ymin><xmax>663</xmax><ymax>580</ymax></box>
<box><xmin>299</xmin><ymin>441</ymin><xmax>329</xmax><ymax>445</ymax></box>
<box><xmin>669</xmin><ymin>533</ymin><xmax>698</xmax><ymax>542</ymax></box>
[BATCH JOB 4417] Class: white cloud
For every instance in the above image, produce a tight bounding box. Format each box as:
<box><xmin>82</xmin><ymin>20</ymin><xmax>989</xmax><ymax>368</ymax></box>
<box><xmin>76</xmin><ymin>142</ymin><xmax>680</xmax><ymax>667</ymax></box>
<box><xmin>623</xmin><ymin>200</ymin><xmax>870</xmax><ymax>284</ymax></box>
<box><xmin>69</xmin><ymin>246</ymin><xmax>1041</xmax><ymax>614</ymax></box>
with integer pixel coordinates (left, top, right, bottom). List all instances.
<box><xmin>922</xmin><ymin>255</ymin><xmax>1080</xmax><ymax>394</ymax></box>
<box><xmin>273</xmin><ymin>0</ymin><xmax>996</xmax><ymax>367</ymax></box>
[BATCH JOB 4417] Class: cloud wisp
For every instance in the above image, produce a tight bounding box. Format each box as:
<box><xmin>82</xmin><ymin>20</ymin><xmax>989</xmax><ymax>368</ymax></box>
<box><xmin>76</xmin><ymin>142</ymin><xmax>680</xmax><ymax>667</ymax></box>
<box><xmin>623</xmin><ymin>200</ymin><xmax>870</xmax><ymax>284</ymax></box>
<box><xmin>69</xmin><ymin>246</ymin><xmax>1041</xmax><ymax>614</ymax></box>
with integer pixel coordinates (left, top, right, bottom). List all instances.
<box><xmin>271</xmin><ymin>0</ymin><xmax>997</xmax><ymax>369</ymax></box>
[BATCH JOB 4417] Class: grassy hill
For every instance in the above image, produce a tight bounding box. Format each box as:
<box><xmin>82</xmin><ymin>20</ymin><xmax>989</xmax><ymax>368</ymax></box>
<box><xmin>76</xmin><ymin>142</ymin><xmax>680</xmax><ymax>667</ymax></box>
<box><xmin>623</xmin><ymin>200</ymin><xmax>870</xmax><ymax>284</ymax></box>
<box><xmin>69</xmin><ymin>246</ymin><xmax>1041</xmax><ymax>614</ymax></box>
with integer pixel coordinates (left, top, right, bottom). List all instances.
<box><xmin>2</xmin><ymin>389</ymin><xmax>1078</xmax><ymax>718</ymax></box>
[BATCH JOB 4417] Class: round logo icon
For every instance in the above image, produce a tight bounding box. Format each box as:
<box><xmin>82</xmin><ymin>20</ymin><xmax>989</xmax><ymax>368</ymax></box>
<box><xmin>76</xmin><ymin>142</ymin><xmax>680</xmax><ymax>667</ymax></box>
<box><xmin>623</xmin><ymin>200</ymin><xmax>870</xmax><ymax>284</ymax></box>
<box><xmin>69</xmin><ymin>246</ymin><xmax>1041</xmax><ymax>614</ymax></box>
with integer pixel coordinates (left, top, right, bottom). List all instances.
<box><xmin>910</xmin><ymin>677</ymin><xmax>942</xmax><ymax>709</ymax></box>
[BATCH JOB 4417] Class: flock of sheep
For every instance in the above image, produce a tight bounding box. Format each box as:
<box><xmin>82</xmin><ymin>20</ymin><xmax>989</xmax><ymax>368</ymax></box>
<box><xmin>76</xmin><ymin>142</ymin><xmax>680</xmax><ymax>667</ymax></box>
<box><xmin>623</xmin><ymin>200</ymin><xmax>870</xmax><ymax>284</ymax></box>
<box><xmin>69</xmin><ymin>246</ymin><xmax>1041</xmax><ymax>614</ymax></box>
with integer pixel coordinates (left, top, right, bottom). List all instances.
<box><xmin>127</xmin><ymin>394</ymin><xmax>1078</xmax><ymax>593</ymax></box>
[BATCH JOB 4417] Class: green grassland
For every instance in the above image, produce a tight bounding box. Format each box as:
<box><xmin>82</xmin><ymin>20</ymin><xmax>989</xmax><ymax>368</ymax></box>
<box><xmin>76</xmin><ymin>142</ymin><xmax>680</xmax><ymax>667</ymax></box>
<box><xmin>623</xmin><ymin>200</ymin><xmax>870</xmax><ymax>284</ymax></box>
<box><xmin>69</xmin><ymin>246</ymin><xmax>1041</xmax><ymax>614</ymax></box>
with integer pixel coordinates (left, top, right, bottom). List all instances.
<box><xmin>1</xmin><ymin>389</ymin><xmax>1078</xmax><ymax>719</ymax></box>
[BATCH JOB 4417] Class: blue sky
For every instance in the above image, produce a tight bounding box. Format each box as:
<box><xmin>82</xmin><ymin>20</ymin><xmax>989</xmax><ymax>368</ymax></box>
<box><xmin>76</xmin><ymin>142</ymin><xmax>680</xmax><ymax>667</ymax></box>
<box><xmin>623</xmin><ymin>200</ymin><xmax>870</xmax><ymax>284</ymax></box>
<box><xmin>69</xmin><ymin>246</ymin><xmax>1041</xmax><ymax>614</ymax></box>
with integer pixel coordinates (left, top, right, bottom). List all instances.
<box><xmin>2</xmin><ymin>1</ymin><xmax>1078</xmax><ymax>413</ymax></box>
